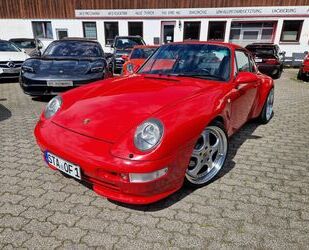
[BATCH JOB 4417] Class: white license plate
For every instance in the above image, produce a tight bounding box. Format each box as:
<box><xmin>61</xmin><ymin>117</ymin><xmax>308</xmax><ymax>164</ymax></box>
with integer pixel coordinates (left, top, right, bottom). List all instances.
<box><xmin>45</xmin><ymin>152</ymin><xmax>81</xmax><ymax>180</ymax></box>
<box><xmin>47</xmin><ymin>80</ymin><xmax>73</xmax><ymax>87</ymax></box>
<box><xmin>255</xmin><ymin>58</ymin><xmax>263</xmax><ymax>63</ymax></box>
<box><xmin>3</xmin><ymin>68</ymin><xmax>20</xmax><ymax>73</ymax></box>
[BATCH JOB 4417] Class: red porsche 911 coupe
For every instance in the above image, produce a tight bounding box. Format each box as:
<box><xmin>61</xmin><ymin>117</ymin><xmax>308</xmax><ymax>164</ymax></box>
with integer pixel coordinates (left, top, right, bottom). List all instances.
<box><xmin>34</xmin><ymin>42</ymin><xmax>274</xmax><ymax>204</ymax></box>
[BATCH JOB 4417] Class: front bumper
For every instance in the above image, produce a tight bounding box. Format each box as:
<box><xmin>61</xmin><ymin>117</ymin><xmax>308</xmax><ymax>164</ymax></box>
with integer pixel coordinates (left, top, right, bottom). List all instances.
<box><xmin>20</xmin><ymin>74</ymin><xmax>103</xmax><ymax>96</ymax></box>
<box><xmin>0</xmin><ymin>67</ymin><xmax>21</xmax><ymax>79</ymax></box>
<box><xmin>34</xmin><ymin>121</ymin><xmax>186</xmax><ymax>204</ymax></box>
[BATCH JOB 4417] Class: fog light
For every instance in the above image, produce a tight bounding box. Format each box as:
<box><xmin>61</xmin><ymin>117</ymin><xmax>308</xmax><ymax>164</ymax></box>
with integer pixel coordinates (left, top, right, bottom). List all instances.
<box><xmin>129</xmin><ymin>168</ymin><xmax>168</xmax><ymax>183</ymax></box>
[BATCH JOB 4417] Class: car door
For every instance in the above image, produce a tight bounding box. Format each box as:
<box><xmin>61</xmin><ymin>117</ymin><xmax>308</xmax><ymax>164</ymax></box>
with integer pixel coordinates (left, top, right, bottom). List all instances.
<box><xmin>229</xmin><ymin>50</ymin><xmax>259</xmax><ymax>131</ymax></box>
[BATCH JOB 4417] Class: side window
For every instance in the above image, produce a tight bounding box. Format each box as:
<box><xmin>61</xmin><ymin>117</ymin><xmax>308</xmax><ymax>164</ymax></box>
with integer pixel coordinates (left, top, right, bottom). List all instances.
<box><xmin>235</xmin><ymin>50</ymin><xmax>252</xmax><ymax>72</ymax></box>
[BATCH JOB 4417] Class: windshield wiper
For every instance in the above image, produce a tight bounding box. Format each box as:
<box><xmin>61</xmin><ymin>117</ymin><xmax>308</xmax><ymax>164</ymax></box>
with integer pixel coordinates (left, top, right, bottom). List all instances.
<box><xmin>163</xmin><ymin>73</ymin><xmax>226</xmax><ymax>81</ymax></box>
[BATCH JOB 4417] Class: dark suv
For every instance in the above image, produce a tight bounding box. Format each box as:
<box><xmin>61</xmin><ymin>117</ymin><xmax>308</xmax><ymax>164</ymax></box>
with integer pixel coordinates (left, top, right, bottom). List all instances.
<box><xmin>110</xmin><ymin>36</ymin><xmax>145</xmax><ymax>74</ymax></box>
<box><xmin>245</xmin><ymin>43</ymin><xmax>285</xmax><ymax>79</ymax></box>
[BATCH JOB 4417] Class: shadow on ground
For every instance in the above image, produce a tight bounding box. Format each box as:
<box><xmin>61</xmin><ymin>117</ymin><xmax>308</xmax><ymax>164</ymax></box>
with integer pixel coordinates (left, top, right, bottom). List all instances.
<box><xmin>31</xmin><ymin>96</ymin><xmax>53</xmax><ymax>103</ymax></box>
<box><xmin>0</xmin><ymin>104</ymin><xmax>12</xmax><ymax>122</ymax></box>
<box><xmin>0</xmin><ymin>78</ymin><xmax>19</xmax><ymax>84</ymax></box>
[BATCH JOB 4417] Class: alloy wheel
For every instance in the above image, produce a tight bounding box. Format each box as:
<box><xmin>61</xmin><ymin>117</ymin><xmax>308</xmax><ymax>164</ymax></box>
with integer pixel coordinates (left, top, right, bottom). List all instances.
<box><xmin>186</xmin><ymin>125</ymin><xmax>228</xmax><ymax>185</ymax></box>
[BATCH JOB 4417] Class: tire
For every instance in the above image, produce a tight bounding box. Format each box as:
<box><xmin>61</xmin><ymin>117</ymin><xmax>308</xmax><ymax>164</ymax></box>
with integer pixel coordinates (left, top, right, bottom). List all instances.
<box><xmin>272</xmin><ymin>70</ymin><xmax>282</xmax><ymax>80</ymax></box>
<box><xmin>297</xmin><ymin>70</ymin><xmax>303</xmax><ymax>80</ymax></box>
<box><xmin>185</xmin><ymin>120</ymin><xmax>228</xmax><ymax>188</ymax></box>
<box><xmin>259</xmin><ymin>88</ymin><xmax>274</xmax><ymax>124</ymax></box>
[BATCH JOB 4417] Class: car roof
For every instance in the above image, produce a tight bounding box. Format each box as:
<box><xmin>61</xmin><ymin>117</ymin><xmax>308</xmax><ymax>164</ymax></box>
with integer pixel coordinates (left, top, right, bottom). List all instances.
<box><xmin>60</xmin><ymin>37</ymin><xmax>100</xmax><ymax>43</ymax></box>
<box><xmin>133</xmin><ymin>45</ymin><xmax>159</xmax><ymax>49</ymax></box>
<box><xmin>246</xmin><ymin>43</ymin><xmax>277</xmax><ymax>47</ymax></box>
<box><xmin>9</xmin><ymin>38</ymin><xmax>36</xmax><ymax>41</ymax></box>
<box><xmin>163</xmin><ymin>41</ymin><xmax>243</xmax><ymax>50</ymax></box>
<box><xmin>115</xmin><ymin>36</ymin><xmax>142</xmax><ymax>38</ymax></box>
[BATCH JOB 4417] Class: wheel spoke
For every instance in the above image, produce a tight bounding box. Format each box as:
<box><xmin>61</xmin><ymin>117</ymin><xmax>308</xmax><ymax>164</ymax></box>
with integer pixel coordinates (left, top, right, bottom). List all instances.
<box><xmin>203</xmin><ymin>131</ymin><xmax>210</xmax><ymax>149</ymax></box>
<box><xmin>187</xmin><ymin>156</ymin><xmax>205</xmax><ymax>177</ymax></box>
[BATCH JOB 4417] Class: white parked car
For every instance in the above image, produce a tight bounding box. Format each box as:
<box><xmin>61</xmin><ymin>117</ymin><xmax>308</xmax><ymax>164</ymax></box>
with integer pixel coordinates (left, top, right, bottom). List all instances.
<box><xmin>0</xmin><ymin>40</ymin><xmax>29</xmax><ymax>79</ymax></box>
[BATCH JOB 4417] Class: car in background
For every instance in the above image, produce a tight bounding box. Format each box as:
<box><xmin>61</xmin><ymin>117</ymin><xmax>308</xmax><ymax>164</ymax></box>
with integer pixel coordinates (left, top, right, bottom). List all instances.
<box><xmin>34</xmin><ymin>41</ymin><xmax>274</xmax><ymax>204</ymax></box>
<box><xmin>122</xmin><ymin>45</ymin><xmax>158</xmax><ymax>75</ymax></box>
<box><xmin>9</xmin><ymin>38</ymin><xmax>43</xmax><ymax>57</ymax></box>
<box><xmin>0</xmin><ymin>40</ymin><xmax>29</xmax><ymax>80</ymax></box>
<box><xmin>297</xmin><ymin>52</ymin><xmax>309</xmax><ymax>81</ymax></box>
<box><xmin>245</xmin><ymin>43</ymin><xmax>284</xmax><ymax>79</ymax></box>
<box><xmin>20</xmin><ymin>38</ymin><xmax>109</xmax><ymax>96</ymax></box>
<box><xmin>110</xmin><ymin>36</ymin><xmax>146</xmax><ymax>74</ymax></box>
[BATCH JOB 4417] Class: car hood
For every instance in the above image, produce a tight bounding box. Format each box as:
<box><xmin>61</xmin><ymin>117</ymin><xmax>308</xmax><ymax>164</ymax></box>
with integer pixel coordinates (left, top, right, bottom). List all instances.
<box><xmin>0</xmin><ymin>51</ymin><xmax>28</xmax><ymax>61</ymax></box>
<box><xmin>52</xmin><ymin>75</ymin><xmax>203</xmax><ymax>142</ymax></box>
<box><xmin>24</xmin><ymin>57</ymin><xmax>102</xmax><ymax>75</ymax></box>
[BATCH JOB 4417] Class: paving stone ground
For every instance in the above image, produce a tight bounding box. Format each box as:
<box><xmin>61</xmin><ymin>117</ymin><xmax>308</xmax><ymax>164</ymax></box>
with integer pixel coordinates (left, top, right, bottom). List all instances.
<box><xmin>0</xmin><ymin>69</ymin><xmax>309</xmax><ymax>249</ymax></box>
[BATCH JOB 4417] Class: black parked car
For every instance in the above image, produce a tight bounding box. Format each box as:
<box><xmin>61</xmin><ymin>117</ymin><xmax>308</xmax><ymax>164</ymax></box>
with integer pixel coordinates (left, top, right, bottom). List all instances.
<box><xmin>20</xmin><ymin>39</ymin><xmax>108</xmax><ymax>96</ymax></box>
<box><xmin>245</xmin><ymin>43</ymin><xmax>285</xmax><ymax>79</ymax></box>
<box><xmin>110</xmin><ymin>36</ymin><xmax>145</xmax><ymax>74</ymax></box>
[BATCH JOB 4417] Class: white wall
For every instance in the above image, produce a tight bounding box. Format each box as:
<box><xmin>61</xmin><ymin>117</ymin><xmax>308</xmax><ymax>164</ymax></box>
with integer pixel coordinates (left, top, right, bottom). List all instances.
<box><xmin>0</xmin><ymin>17</ymin><xmax>308</xmax><ymax>56</ymax></box>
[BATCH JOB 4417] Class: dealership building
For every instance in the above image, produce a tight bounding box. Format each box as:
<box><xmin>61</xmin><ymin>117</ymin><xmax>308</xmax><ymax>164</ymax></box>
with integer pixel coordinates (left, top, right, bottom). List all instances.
<box><xmin>0</xmin><ymin>0</ymin><xmax>308</xmax><ymax>56</ymax></box>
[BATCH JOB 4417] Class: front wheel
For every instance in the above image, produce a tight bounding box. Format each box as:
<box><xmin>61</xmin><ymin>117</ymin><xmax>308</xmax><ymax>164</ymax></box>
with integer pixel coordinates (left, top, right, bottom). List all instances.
<box><xmin>259</xmin><ymin>88</ymin><xmax>274</xmax><ymax>124</ymax></box>
<box><xmin>185</xmin><ymin>121</ymin><xmax>228</xmax><ymax>187</ymax></box>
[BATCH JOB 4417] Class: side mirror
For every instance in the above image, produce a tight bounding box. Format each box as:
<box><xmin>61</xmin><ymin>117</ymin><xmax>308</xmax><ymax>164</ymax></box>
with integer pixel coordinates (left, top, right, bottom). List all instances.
<box><xmin>235</xmin><ymin>72</ymin><xmax>258</xmax><ymax>84</ymax></box>
<box><xmin>121</xmin><ymin>54</ymin><xmax>128</xmax><ymax>61</ymax></box>
<box><xmin>21</xmin><ymin>48</ymin><xmax>26</xmax><ymax>53</ymax></box>
<box><xmin>38</xmin><ymin>44</ymin><xmax>43</xmax><ymax>50</ymax></box>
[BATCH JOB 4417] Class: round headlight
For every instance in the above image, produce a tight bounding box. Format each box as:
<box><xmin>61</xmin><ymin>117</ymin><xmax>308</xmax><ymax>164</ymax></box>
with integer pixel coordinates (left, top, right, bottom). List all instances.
<box><xmin>44</xmin><ymin>96</ymin><xmax>62</xmax><ymax>119</ymax></box>
<box><xmin>134</xmin><ymin>119</ymin><xmax>164</xmax><ymax>151</ymax></box>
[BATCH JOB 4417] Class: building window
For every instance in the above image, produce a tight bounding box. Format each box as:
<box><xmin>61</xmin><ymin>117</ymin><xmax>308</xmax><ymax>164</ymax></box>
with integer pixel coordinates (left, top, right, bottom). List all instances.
<box><xmin>208</xmin><ymin>21</ymin><xmax>226</xmax><ymax>41</ymax></box>
<box><xmin>243</xmin><ymin>31</ymin><xmax>259</xmax><ymax>40</ymax></box>
<box><xmin>280</xmin><ymin>20</ymin><xmax>303</xmax><ymax>42</ymax></box>
<box><xmin>128</xmin><ymin>22</ymin><xmax>143</xmax><ymax>37</ymax></box>
<box><xmin>229</xmin><ymin>22</ymin><xmax>276</xmax><ymax>46</ymax></box>
<box><xmin>104</xmin><ymin>22</ymin><xmax>119</xmax><ymax>46</ymax></box>
<box><xmin>83</xmin><ymin>22</ymin><xmax>97</xmax><ymax>40</ymax></box>
<box><xmin>183</xmin><ymin>22</ymin><xmax>200</xmax><ymax>40</ymax></box>
<box><xmin>56</xmin><ymin>29</ymin><xmax>68</xmax><ymax>40</ymax></box>
<box><xmin>32</xmin><ymin>21</ymin><xmax>53</xmax><ymax>39</ymax></box>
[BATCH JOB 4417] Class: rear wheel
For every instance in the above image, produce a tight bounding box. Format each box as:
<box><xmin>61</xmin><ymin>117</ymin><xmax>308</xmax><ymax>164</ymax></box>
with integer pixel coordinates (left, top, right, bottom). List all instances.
<box><xmin>259</xmin><ymin>88</ymin><xmax>274</xmax><ymax>124</ymax></box>
<box><xmin>185</xmin><ymin>121</ymin><xmax>228</xmax><ymax>187</ymax></box>
<box><xmin>297</xmin><ymin>70</ymin><xmax>303</xmax><ymax>80</ymax></box>
<box><xmin>272</xmin><ymin>69</ymin><xmax>282</xmax><ymax>79</ymax></box>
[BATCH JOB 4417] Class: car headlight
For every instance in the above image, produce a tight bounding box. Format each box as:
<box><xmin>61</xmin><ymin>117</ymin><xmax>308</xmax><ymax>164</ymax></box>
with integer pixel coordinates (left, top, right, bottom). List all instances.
<box><xmin>134</xmin><ymin>119</ymin><xmax>164</xmax><ymax>151</ymax></box>
<box><xmin>126</xmin><ymin>63</ymin><xmax>134</xmax><ymax>73</ymax></box>
<box><xmin>90</xmin><ymin>66</ymin><xmax>104</xmax><ymax>73</ymax></box>
<box><xmin>44</xmin><ymin>96</ymin><xmax>62</xmax><ymax>119</ymax></box>
<box><xmin>22</xmin><ymin>65</ymin><xmax>35</xmax><ymax>73</ymax></box>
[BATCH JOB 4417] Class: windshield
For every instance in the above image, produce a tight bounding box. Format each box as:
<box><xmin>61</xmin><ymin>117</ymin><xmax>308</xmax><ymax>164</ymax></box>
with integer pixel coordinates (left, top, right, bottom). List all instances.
<box><xmin>139</xmin><ymin>44</ymin><xmax>231</xmax><ymax>81</ymax></box>
<box><xmin>131</xmin><ymin>47</ymin><xmax>157</xmax><ymax>59</ymax></box>
<box><xmin>115</xmin><ymin>38</ymin><xmax>144</xmax><ymax>49</ymax></box>
<box><xmin>247</xmin><ymin>47</ymin><xmax>275</xmax><ymax>56</ymax></box>
<box><xmin>11</xmin><ymin>40</ymin><xmax>36</xmax><ymax>49</ymax></box>
<box><xmin>43</xmin><ymin>41</ymin><xmax>103</xmax><ymax>57</ymax></box>
<box><xmin>0</xmin><ymin>41</ymin><xmax>20</xmax><ymax>52</ymax></box>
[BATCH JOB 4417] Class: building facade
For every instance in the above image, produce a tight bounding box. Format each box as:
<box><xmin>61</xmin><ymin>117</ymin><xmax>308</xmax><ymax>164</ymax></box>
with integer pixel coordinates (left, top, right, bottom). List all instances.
<box><xmin>0</xmin><ymin>0</ymin><xmax>308</xmax><ymax>56</ymax></box>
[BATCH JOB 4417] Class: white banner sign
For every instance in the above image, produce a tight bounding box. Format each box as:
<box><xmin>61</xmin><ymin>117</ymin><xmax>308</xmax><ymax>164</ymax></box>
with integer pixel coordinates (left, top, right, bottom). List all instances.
<box><xmin>76</xmin><ymin>6</ymin><xmax>309</xmax><ymax>18</ymax></box>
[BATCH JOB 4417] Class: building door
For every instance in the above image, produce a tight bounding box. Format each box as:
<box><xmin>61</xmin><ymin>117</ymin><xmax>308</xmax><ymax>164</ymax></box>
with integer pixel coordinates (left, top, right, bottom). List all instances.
<box><xmin>161</xmin><ymin>21</ymin><xmax>175</xmax><ymax>44</ymax></box>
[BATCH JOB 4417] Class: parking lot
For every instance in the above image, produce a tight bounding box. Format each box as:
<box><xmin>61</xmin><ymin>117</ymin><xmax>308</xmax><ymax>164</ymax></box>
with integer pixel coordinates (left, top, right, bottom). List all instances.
<box><xmin>0</xmin><ymin>69</ymin><xmax>308</xmax><ymax>249</ymax></box>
